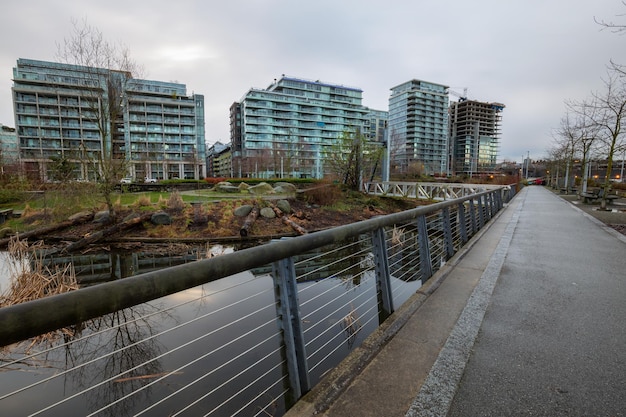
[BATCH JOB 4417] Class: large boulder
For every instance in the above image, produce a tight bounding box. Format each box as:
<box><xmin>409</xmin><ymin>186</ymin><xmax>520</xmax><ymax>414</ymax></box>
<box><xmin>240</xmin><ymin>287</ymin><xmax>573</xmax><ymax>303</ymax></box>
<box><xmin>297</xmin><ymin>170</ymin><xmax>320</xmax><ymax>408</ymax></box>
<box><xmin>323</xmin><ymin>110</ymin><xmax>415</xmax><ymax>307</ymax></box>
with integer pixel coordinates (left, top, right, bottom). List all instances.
<box><xmin>151</xmin><ymin>211</ymin><xmax>172</xmax><ymax>225</ymax></box>
<box><xmin>273</xmin><ymin>182</ymin><xmax>297</xmax><ymax>194</ymax></box>
<box><xmin>214</xmin><ymin>181</ymin><xmax>241</xmax><ymax>193</ymax></box>
<box><xmin>276</xmin><ymin>199</ymin><xmax>291</xmax><ymax>214</ymax></box>
<box><xmin>93</xmin><ymin>210</ymin><xmax>111</xmax><ymax>224</ymax></box>
<box><xmin>260</xmin><ymin>207</ymin><xmax>276</xmax><ymax>218</ymax></box>
<box><xmin>68</xmin><ymin>210</ymin><xmax>93</xmax><ymax>222</ymax></box>
<box><xmin>122</xmin><ymin>212</ymin><xmax>141</xmax><ymax>222</ymax></box>
<box><xmin>234</xmin><ymin>205</ymin><xmax>254</xmax><ymax>217</ymax></box>
<box><xmin>248</xmin><ymin>182</ymin><xmax>275</xmax><ymax>195</ymax></box>
<box><xmin>237</xmin><ymin>182</ymin><xmax>250</xmax><ymax>191</ymax></box>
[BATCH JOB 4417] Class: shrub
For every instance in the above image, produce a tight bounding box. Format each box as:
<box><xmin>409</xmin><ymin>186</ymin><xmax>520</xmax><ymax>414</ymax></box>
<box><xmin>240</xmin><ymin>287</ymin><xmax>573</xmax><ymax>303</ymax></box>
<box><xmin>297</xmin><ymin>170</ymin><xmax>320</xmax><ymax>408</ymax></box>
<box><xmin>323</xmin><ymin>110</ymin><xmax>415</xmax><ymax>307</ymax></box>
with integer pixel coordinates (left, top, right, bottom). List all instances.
<box><xmin>167</xmin><ymin>191</ymin><xmax>186</xmax><ymax>212</ymax></box>
<box><xmin>0</xmin><ymin>189</ymin><xmax>24</xmax><ymax>204</ymax></box>
<box><xmin>299</xmin><ymin>183</ymin><xmax>343</xmax><ymax>206</ymax></box>
<box><xmin>204</xmin><ymin>177</ymin><xmax>227</xmax><ymax>185</ymax></box>
<box><xmin>134</xmin><ymin>194</ymin><xmax>152</xmax><ymax>208</ymax></box>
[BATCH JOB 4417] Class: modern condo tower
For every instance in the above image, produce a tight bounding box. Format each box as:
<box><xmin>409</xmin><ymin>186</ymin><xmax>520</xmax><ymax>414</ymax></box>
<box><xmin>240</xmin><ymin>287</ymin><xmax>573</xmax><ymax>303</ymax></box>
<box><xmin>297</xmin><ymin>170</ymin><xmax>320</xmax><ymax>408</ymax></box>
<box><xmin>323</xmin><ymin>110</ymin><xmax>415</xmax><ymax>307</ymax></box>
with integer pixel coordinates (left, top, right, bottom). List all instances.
<box><xmin>449</xmin><ymin>99</ymin><xmax>505</xmax><ymax>176</ymax></box>
<box><xmin>388</xmin><ymin>79</ymin><xmax>450</xmax><ymax>176</ymax></box>
<box><xmin>12</xmin><ymin>58</ymin><xmax>205</xmax><ymax>182</ymax></box>
<box><xmin>231</xmin><ymin>76</ymin><xmax>370</xmax><ymax>179</ymax></box>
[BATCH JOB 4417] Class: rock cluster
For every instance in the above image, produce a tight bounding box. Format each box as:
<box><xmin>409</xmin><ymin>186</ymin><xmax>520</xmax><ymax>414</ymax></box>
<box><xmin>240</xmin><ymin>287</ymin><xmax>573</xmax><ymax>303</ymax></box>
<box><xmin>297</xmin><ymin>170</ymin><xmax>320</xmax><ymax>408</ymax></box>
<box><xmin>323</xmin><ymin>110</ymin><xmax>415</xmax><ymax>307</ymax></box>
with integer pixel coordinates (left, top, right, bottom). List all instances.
<box><xmin>213</xmin><ymin>181</ymin><xmax>296</xmax><ymax>196</ymax></box>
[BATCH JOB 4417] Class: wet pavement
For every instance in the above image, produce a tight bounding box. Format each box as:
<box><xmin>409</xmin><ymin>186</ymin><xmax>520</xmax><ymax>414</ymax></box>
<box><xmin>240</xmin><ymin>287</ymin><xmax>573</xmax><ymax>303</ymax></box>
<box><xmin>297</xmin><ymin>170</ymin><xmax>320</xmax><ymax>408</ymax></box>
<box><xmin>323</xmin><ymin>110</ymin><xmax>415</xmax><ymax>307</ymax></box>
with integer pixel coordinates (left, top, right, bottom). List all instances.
<box><xmin>286</xmin><ymin>186</ymin><xmax>626</xmax><ymax>417</ymax></box>
<box><xmin>443</xmin><ymin>186</ymin><xmax>626</xmax><ymax>417</ymax></box>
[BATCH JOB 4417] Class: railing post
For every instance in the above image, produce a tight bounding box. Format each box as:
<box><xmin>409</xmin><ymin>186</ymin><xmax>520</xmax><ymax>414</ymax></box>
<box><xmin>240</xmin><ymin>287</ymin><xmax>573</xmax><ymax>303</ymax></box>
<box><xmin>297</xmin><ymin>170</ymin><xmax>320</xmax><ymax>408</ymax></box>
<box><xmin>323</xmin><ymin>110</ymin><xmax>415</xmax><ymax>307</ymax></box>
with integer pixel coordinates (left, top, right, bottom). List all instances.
<box><xmin>416</xmin><ymin>214</ymin><xmax>433</xmax><ymax>280</ymax></box>
<box><xmin>457</xmin><ymin>202</ymin><xmax>468</xmax><ymax>245</ymax></box>
<box><xmin>441</xmin><ymin>207</ymin><xmax>455</xmax><ymax>260</ymax></box>
<box><xmin>477</xmin><ymin>195</ymin><xmax>485</xmax><ymax>228</ymax></box>
<box><xmin>469</xmin><ymin>199</ymin><xmax>477</xmax><ymax>235</ymax></box>
<box><xmin>272</xmin><ymin>257</ymin><xmax>311</xmax><ymax>400</ymax></box>
<box><xmin>493</xmin><ymin>190</ymin><xmax>502</xmax><ymax>212</ymax></box>
<box><xmin>486</xmin><ymin>192</ymin><xmax>493</xmax><ymax>219</ymax></box>
<box><xmin>371</xmin><ymin>227</ymin><xmax>394</xmax><ymax>321</ymax></box>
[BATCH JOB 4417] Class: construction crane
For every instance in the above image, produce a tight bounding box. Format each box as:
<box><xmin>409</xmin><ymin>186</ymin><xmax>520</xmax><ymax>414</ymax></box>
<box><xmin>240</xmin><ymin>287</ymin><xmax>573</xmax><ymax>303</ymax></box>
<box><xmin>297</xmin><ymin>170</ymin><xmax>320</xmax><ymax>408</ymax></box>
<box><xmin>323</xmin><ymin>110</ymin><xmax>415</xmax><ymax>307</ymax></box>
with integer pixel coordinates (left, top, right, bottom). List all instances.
<box><xmin>449</xmin><ymin>87</ymin><xmax>468</xmax><ymax>102</ymax></box>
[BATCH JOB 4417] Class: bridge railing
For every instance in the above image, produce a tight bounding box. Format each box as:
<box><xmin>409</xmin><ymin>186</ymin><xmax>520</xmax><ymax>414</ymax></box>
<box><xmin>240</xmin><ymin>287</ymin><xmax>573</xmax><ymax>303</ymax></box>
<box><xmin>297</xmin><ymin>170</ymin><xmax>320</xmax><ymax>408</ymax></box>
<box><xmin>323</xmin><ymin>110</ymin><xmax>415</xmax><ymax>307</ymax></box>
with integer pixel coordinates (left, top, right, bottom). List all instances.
<box><xmin>364</xmin><ymin>181</ymin><xmax>512</xmax><ymax>201</ymax></box>
<box><xmin>0</xmin><ymin>185</ymin><xmax>515</xmax><ymax>416</ymax></box>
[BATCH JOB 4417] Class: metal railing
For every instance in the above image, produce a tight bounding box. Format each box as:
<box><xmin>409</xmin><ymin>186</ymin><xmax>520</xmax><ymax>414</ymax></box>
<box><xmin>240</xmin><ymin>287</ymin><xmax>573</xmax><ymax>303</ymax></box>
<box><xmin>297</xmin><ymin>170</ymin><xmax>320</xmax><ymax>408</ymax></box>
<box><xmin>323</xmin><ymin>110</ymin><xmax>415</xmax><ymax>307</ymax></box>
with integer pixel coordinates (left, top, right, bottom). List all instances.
<box><xmin>0</xmin><ymin>185</ymin><xmax>515</xmax><ymax>416</ymax></box>
<box><xmin>364</xmin><ymin>181</ymin><xmax>508</xmax><ymax>201</ymax></box>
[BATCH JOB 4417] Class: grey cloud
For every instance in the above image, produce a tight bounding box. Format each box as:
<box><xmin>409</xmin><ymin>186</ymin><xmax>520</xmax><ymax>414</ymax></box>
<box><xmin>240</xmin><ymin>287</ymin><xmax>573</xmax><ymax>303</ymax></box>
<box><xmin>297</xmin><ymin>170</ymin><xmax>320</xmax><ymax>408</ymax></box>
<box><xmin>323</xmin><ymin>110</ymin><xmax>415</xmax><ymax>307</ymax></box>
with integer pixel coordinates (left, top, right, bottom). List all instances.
<box><xmin>0</xmin><ymin>0</ymin><xmax>624</xmax><ymax>162</ymax></box>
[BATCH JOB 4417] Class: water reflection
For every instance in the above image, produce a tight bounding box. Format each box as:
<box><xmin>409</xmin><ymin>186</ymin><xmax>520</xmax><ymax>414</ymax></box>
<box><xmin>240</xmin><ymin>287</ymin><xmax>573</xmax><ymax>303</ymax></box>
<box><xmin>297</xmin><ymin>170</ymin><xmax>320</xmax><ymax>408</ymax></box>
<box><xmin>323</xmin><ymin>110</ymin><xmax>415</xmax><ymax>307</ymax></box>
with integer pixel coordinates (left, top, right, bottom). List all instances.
<box><xmin>0</xmin><ymin>236</ymin><xmax>423</xmax><ymax>416</ymax></box>
<box><xmin>38</xmin><ymin>244</ymin><xmax>230</xmax><ymax>284</ymax></box>
<box><xmin>0</xmin><ymin>302</ymin><xmax>169</xmax><ymax>416</ymax></box>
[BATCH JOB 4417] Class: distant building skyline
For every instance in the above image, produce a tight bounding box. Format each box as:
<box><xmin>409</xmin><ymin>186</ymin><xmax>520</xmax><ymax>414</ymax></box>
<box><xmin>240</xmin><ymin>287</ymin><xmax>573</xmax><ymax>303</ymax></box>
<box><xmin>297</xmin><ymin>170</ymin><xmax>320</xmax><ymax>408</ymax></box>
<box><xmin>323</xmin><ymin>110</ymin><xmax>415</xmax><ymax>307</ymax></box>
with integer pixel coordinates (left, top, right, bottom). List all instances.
<box><xmin>11</xmin><ymin>58</ymin><xmax>206</xmax><ymax>182</ymax></box>
<box><xmin>3</xmin><ymin>60</ymin><xmax>508</xmax><ymax>181</ymax></box>
<box><xmin>388</xmin><ymin>79</ymin><xmax>450</xmax><ymax>176</ymax></box>
<box><xmin>0</xmin><ymin>123</ymin><xmax>18</xmax><ymax>175</ymax></box>
<box><xmin>230</xmin><ymin>76</ymin><xmax>372</xmax><ymax>179</ymax></box>
<box><xmin>449</xmin><ymin>99</ymin><xmax>505</xmax><ymax>176</ymax></box>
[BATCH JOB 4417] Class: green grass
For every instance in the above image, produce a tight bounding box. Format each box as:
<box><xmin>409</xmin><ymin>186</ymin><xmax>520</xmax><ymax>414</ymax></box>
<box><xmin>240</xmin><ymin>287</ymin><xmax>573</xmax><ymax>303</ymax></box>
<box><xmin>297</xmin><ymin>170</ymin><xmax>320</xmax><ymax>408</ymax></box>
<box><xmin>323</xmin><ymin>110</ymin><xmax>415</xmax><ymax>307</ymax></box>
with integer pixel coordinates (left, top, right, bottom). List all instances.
<box><xmin>116</xmin><ymin>192</ymin><xmax>169</xmax><ymax>205</ymax></box>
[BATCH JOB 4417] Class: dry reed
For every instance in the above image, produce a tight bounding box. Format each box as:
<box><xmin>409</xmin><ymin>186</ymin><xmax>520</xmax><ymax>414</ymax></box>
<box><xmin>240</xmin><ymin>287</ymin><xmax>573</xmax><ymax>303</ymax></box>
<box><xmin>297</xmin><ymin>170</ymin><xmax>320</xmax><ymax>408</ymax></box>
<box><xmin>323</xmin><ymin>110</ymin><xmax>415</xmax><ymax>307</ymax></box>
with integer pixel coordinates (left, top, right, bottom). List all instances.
<box><xmin>391</xmin><ymin>226</ymin><xmax>405</xmax><ymax>246</ymax></box>
<box><xmin>167</xmin><ymin>191</ymin><xmax>186</xmax><ymax>212</ymax></box>
<box><xmin>1</xmin><ymin>236</ymin><xmax>79</xmax><ymax>350</ymax></box>
<box><xmin>341</xmin><ymin>303</ymin><xmax>361</xmax><ymax>348</ymax></box>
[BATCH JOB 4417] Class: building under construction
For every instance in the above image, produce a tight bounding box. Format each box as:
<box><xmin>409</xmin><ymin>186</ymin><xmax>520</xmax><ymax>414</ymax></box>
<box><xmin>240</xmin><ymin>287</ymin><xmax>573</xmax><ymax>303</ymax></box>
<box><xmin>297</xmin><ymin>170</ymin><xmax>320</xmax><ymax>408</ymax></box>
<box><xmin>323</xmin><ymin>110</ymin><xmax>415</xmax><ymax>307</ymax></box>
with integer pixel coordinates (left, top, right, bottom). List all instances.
<box><xmin>449</xmin><ymin>99</ymin><xmax>505</xmax><ymax>177</ymax></box>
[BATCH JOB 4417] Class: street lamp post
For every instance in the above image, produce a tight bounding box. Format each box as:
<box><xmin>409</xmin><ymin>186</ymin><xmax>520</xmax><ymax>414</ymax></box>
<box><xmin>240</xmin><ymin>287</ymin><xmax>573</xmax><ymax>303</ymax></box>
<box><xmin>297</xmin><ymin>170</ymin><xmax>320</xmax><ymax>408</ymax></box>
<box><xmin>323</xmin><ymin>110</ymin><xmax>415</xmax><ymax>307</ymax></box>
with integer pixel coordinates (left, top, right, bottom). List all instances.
<box><xmin>563</xmin><ymin>144</ymin><xmax>570</xmax><ymax>193</ymax></box>
<box><xmin>619</xmin><ymin>149</ymin><xmax>626</xmax><ymax>182</ymax></box>
<box><xmin>581</xmin><ymin>138</ymin><xmax>590</xmax><ymax>194</ymax></box>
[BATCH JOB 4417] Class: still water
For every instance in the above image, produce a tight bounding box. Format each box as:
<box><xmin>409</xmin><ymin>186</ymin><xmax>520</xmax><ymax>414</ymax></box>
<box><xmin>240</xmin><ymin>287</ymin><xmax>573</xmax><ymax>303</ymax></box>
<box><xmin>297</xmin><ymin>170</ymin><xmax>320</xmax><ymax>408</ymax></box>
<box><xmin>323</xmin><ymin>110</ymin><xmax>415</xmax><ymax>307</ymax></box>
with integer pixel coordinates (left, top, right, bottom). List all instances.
<box><xmin>0</xmin><ymin>245</ymin><xmax>422</xmax><ymax>416</ymax></box>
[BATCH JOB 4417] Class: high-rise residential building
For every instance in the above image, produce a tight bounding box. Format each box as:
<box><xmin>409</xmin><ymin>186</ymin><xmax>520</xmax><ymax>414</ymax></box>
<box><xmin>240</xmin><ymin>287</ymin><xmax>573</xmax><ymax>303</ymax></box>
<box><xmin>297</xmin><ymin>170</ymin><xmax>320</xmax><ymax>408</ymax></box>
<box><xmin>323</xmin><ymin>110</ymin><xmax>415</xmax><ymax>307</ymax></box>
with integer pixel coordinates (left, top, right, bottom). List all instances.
<box><xmin>231</xmin><ymin>76</ymin><xmax>370</xmax><ymax>179</ymax></box>
<box><xmin>449</xmin><ymin>99</ymin><xmax>505</xmax><ymax>176</ymax></box>
<box><xmin>364</xmin><ymin>109</ymin><xmax>388</xmax><ymax>143</ymax></box>
<box><xmin>206</xmin><ymin>141</ymin><xmax>231</xmax><ymax>178</ymax></box>
<box><xmin>388</xmin><ymin>79</ymin><xmax>449</xmax><ymax>176</ymax></box>
<box><xmin>0</xmin><ymin>124</ymin><xmax>19</xmax><ymax>175</ymax></box>
<box><xmin>11</xmin><ymin>58</ymin><xmax>205</xmax><ymax>182</ymax></box>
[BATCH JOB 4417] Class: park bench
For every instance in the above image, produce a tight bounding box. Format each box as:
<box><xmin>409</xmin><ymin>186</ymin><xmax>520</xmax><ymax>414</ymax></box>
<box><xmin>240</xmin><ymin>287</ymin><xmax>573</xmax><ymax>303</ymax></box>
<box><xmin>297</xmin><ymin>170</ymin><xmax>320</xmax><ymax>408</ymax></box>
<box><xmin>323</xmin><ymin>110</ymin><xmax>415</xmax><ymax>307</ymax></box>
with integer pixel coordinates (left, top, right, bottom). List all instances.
<box><xmin>0</xmin><ymin>208</ymin><xmax>13</xmax><ymax>224</ymax></box>
<box><xmin>580</xmin><ymin>188</ymin><xmax>619</xmax><ymax>204</ymax></box>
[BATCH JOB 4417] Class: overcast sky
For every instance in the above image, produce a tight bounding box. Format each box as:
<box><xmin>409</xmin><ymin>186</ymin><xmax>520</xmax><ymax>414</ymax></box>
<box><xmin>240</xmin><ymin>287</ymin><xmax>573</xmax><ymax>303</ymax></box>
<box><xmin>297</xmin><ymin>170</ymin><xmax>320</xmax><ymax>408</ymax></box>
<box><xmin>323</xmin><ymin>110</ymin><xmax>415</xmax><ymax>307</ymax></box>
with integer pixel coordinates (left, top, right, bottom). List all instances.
<box><xmin>1</xmin><ymin>0</ymin><xmax>624</xmax><ymax>163</ymax></box>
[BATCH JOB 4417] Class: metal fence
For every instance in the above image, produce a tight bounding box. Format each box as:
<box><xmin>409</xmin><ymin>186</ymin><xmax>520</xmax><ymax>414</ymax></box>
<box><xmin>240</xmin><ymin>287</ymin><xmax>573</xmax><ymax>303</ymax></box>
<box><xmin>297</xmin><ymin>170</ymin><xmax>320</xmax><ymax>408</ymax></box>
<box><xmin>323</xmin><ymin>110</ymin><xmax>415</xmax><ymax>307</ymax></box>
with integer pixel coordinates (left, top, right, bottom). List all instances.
<box><xmin>364</xmin><ymin>181</ymin><xmax>507</xmax><ymax>201</ymax></box>
<box><xmin>0</xmin><ymin>185</ymin><xmax>515</xmax><ymax>417</ymax></box>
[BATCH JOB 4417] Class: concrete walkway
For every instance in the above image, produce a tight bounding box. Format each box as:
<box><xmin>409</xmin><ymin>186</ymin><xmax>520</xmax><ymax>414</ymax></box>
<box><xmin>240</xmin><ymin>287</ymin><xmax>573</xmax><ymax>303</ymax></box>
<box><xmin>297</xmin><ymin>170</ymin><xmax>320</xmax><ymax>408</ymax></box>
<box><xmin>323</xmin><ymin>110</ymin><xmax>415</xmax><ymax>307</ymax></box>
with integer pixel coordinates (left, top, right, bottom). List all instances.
<box><xmin>443</xmin><ymin>186</ymin><xmax>626</xmax><ymax>416</ymax></box>
<box><xmin>286</xmin><ymin>186</ymin><xmax>626</xmax><ymax>417</ymax></box>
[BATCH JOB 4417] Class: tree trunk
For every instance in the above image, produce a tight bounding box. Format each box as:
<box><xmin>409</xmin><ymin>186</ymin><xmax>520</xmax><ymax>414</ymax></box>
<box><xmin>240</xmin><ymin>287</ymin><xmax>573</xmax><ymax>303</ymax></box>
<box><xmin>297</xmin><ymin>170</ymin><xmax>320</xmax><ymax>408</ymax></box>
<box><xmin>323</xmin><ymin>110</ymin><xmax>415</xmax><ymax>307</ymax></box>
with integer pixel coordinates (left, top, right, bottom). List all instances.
<box><xmin>271</xmin><ymin>205</ymin><xmax>308</xmax><ymax>235</ymax></box>
<box><xmin>0</xmin><ymin>212</ymin><xmax>94</xmax><ymax>248</ymax></box>
<box><xmin>239</xmin><ymin>206</ymin><xmax>259</xmax><ymax>237</ymax></box>
<box><xmin>62</xmin><ymin>212</ymin><xmax>152</xmax><ymax>253</ymax></box>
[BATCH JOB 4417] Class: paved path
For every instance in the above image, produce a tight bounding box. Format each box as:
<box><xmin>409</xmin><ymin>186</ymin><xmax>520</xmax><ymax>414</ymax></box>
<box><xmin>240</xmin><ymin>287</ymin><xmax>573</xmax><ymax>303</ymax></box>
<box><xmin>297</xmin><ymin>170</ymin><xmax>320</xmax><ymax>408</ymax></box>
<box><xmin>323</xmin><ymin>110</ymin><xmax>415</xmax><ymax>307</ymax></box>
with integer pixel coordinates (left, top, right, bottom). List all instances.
<box><xmin>287</xmin><ymin>186</ymin><xmax>626</xmax><ymax>417</ymax></box>
<box><xmin>443</xmin><ymin>186</ymin><xmax>626</xmax><ymax>416</ymax></box>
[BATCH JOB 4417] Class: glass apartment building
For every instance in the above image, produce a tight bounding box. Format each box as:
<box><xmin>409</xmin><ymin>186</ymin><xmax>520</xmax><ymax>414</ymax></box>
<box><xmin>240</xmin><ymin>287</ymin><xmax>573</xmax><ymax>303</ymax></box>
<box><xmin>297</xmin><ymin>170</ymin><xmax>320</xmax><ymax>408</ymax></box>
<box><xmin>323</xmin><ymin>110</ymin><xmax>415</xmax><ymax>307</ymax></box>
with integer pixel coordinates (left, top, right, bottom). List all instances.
<box><xmin>449</xmin><ymin>99</ymin><xmax>505</xmax><ymax>176</ymax></box>
<box><xmin>12</xmin><ymin>58</ymin><xmax>205</xmax><ymax>182</ymax></box>
<box><xmin>388</xmin><ymin>80</ymin><xmax>449</xmax><ymax>176</ymax></box>
<box><xmin>364</xmin><ymin>109</ymin><xmax>389</xmax><ymax>143</ymax></box>
<box><xmin>231</xmin><ymin>76</ymin><xmax>370</xmax><ymax>179</ymax></box>
<box><xmin>0</xmin><ymin>124</ymin><xmax>18</xmax><ymax>175</ymax></box>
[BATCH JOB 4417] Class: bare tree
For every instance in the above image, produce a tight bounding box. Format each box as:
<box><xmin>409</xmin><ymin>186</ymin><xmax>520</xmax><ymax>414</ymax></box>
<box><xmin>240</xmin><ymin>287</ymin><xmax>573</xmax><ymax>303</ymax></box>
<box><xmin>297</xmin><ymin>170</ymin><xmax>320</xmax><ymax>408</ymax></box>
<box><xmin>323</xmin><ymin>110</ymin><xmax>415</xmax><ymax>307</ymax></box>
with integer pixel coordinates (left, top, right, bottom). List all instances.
<box><xmin>567</xmin><ymin>66</ymin><xmax>626</xmax><ymax>208</ymax></box>
<box><xmin>387</xmin><ymin>128</ymin><xmax>407</xmax><ymax>177</ymax></box>
<box><xmin>558</xmin><ymin>104</ymin><xmax>601</xmax><ymax>193</ymax></box>
<box><xmin>595</xmin><ymin>3</ymin><xmax>626</xmax><ymax>34</ymax></box>
<box><xmin>56</xmin><ymin>18</ymin><xmax>143</xmax><ymax>220</ymax></box>
<box><xmin>326</xmin><ymin>129</ymin><xmax>383</xmax><ymax>190</ymax></box>
<box><xmin>544</xmin><ymin>145</ymin><xmax>567</xmax><ymax>188</ymax></box>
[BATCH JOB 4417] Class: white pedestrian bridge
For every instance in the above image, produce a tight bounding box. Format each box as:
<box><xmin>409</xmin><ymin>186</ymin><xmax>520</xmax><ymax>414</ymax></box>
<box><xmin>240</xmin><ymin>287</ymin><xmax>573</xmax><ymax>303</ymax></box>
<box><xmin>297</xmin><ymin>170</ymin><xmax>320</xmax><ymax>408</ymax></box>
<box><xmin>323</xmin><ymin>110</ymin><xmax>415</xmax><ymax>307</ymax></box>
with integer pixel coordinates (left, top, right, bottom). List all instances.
<box><xmin>364</xmin><ymin>181</ymin><xmax>511</xmax><ymax>201</ymax></box>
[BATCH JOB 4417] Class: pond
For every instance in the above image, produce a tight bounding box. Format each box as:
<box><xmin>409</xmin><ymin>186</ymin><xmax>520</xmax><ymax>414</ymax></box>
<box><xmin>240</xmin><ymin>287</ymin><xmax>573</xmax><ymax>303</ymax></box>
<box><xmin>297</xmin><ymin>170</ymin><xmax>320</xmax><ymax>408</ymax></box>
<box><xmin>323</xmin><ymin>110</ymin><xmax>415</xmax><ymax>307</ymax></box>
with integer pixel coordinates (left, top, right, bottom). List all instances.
<box><xmin>0</xmin><ymin>243</ymin><xmax>422</xmax><ymax>416</ymax></box>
